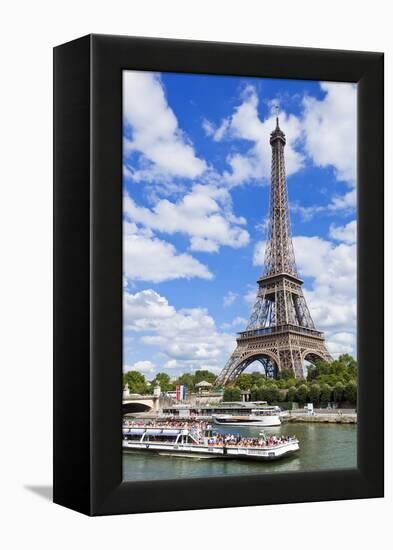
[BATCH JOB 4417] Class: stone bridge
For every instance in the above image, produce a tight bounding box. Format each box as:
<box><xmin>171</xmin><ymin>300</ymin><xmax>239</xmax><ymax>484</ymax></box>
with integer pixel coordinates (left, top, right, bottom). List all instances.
<box><xmin>122</xmin><ymin>393</ymin><xmax>160</xmax><ymax>415</ymax></box>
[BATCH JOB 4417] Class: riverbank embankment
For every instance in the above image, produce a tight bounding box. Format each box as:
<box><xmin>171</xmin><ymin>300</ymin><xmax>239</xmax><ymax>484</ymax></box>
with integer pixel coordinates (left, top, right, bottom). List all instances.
<box><xmin>282</xmin><ymin>412</ymin><xmax>357</xmax><ymax>424</ymax></box>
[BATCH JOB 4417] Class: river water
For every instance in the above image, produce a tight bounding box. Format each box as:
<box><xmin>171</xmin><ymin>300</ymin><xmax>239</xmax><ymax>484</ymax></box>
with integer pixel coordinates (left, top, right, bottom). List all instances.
<box><xmin>122</xmin><ymin>422</ymin><xmax>357</xmax><ymax>481</ymax></box>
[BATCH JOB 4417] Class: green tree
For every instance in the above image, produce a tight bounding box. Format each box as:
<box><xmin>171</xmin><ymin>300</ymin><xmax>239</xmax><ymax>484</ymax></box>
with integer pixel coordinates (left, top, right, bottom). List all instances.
<box><xmin>250</xmin><ymin>371</ymin><xmax>266</xmax><ymax>387</ymax></box>
<box><xmin>234</xmin><ymin>373</ymin><xmax>254</xmax><ymax>390</ymax></box>
<box><xmin>223</xmin><ymin>386</ymin><xmax>241</xmax><ymax>402</ymax></box>
<box><xmin>123</xmin><ymin>371</ymin><xmax>149</xmax><ymax>395</ymax></box>
<box><xmin>320</xmin><ymin>383</ymin><xmax>332</xmax><ymax>406</ymax></box>
<box><xmin>344</xmin><ymin>381</ymin><xmax>357</xmax><ymax>404</ymax></box>
<box><xmin>151</xmin><ymin>372</ymin><xmax>173</xmax><ymax>392</ymax></box>
<box><xmin>340</xmin><ymin>355</ymin><xmax>357</xmax><ymax>382</ymax></box>
<box><xmin>277</xmin><ymin>377</ymin><xmax>295</xmax><ymax>389</ymax></box>
<box><xmin>307</xmin><ymin>359</ymin><xmax>330</xmax><ymax>381</ymax></box>
<box><xmin>309</xmin><ymin>383</ymin><xmax>321</xmax><ymax>405</ymax></box>
<box><xmin>250</xmin><ymin>384</ymin><xmax>259</xmax><ymax>401</ymax></box>
<box><xmin>307</xmin><ymin>355</ymin><xmax>357</xmax><ymax>385</ymax></box>
<box><xmin>193</xmin><ymin>370</ymin><xmax>217</xmax><ymax>385</ymax></box>
<box><xmin>339</xmin><ymin>353</ymin><xmax>357</xmax><ymax>373</ymax></box>
<box><xmin>279</xmin><ymin>368</ymin><xmax>296</xmax><ymax>381</ymax></box>
<box><xmin>333</xmin><ymin>381</ymin><xmax>345</xmax><ymax>403</ymax></box>
<box><xmin>256</xmin><ymin>386</ymin><xmax>269</xmax><ymax>402</ymax></box>
<box><xmin>287</xmin><ymin>386</ymin><xmax>297</xmax><ymax>403</ymax></box>
<box><xmin>264</xmin><ymin>383</ymin><xmax>280</xmax><ymax>403</ymax></box>
<box><xmin>296</xmin><ymin>384</ymin><xmax>309</xmax><ymax>404</ymax></box>
<box><xmin>175</xmin><ymin>373</ymin><xmax>195</xmax><ymax>391</ymax></box>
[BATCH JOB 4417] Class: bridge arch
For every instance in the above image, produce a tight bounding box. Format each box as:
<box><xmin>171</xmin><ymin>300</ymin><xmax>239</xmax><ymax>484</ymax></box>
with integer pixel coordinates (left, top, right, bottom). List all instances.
<box><xmin>122</xmin><ymin>402</ymin><xmax>152</xmax><ymax>415</ymax></box>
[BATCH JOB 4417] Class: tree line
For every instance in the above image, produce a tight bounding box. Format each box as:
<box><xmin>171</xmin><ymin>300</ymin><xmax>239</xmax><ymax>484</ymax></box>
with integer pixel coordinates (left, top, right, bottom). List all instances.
<box><xmin>223</xmin><ymin>354</ymin><xmax>357</xmax><ymax>406</ymax></box>
<box><xmin>123</xmin><ymin>369</ymin><xmax>217</xmax><ymax>395</ymax></box>
<box><xmin>123</xmin><ymin>354</ymin><xmax>358</xmax><ymax>406</ymax></box>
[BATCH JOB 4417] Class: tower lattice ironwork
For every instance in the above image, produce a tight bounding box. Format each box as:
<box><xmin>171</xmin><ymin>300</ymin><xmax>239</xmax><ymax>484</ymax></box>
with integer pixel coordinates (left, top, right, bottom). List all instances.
<box><xmin>216</xmin><ymin>117</ymin><xmax>332</xmax><ymax>385</ymax></box>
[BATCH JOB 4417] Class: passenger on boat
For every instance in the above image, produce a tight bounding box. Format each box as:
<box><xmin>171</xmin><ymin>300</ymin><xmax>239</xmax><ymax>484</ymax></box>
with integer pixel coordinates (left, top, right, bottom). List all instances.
<box><xmin>123</xmin><ymin>419</ymin><xmax>209</xmax><ymax>431</ymax></box>
<box><xmin>206</xmin><ymin>434</ymin><xmax>295</xmax><ymax>448</ymax></box>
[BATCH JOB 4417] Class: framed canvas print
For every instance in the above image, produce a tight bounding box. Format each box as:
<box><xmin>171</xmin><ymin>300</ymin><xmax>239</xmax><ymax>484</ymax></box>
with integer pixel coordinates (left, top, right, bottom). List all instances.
<box><xmin>53</xmin><ymin>34</ymin><xmax>384</xmax><ymax>516</ymax></box>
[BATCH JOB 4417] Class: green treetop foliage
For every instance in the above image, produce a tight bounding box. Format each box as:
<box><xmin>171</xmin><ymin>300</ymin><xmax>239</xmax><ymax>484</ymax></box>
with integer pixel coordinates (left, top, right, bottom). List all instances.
<box><xmin>249</xmin><ymin>371</ymin><xmax>267</xmax><ymax>386</ymax></box>
<box><xmin>255</xmin><ymin>387</ymin><xmax>269</xmax><ymax>402</ymax></box>
<box><xmin>123</xmin><ymin>354</ymin><xmax>358</xmax><ymax>404</ymax></box>
<box><xmin>263</xmin><ymin>383</ymin><xmax>280</xmax><ymax>403</ymax></box>
<box><xmin>307</xmin><ymin>355</ymin><xmax>357</xmax><ymax>385</ymax></box>
<box><xmin>344</xmin><ymin>381</ymin><xmax>357</xmax><ymax>404</ymax></box>
<box><xmin>170</xmin><ymin>370</ymin><xmax>217</xmax><ymax>392</ymax></box>
<box><xmin>250</xmin><ymin>385</ymin><xmax>260</xmax><ymax>401</ymax></box>
<box><xmin>234</xmin><ymin>373</ymin><xmax>254</xmax><ymax>391</ymax></box>
<box><xmin>223</xmin><ymin>386</ymin><xmax>241</xmax><ymax>402</ymax></box>
<box><xmin>193</xmin><ymin>370</ymin><xmax>217</xmax><ymax>385</ymax></box>
<box><xmin>225</xmin><ymin>355</ymin><xmax>358</xmax><ymax>405</ymax></box>
<box><xmin>320</xmin><ymin>383</ymin><xmax>333</xmax><ymax>405</ymax></box>
<box><xmin>174</xmin><ymin>372</ymin><xmax>195</xmax><ymax>390</ymax></box>
<box><xmin>333</xmin><ymin>381</ymin><xmax>345</xmax><ymax>403</ymax></box>
<box><xmin>286</xmin><ymin>386</ymin><xmax>297</xmax><ymax>403</ymax></box>
<box><xmin>150</xmin><ymin>372</ymin><xmax>174</xmax><ymax>392</ymax></box>
<box><xmin>308</xmin><ymin>383</ymin><xmax>321</xmax><ymax>405</ymax></box>
<box><xmin>223</xmin><ymin>371</ymin><xmax>268</xmax><ymax>392</ymax></box>
<box><xmin>296</xmin><ymin>384</ymin><xmax>309</xmax><ymax>404</ymax></box>
<box><xmin>279</xmin><ymin>368</ymin><xmax>297</xmax><ymax>381</ymax></box>
<box><xmin>232</xmin><ymin>370</ymin><xmax>292</xmax><ymax>392</ymax></box>
<box><xmin>123</xmin><ymin>371</ymin><xmax>149</xmax><ymax>395</ymax></box>
<box><xmin>277</xmin><ymin>377</ymin><xmax>296</xmax><ymax>389</ymax></box>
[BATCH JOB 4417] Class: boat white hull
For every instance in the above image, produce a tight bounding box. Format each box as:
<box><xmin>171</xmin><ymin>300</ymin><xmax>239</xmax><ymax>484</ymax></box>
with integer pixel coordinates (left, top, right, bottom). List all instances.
<box><xmin>123</xmin><ymin>440</ymin><xmax>298</xmax><ymax>461</ymax></box>
<box><xmin>213</xmin><ymin>416</ymin><xmax>281</xmax><ymax>427</ymax></box>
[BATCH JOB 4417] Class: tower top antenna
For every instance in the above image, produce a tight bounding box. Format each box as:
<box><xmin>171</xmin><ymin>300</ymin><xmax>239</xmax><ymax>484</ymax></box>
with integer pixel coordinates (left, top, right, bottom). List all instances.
<box><xmin>274</xmin><ymin>104</ymin><xmax>280</xmax><ymax>127</ymax></box>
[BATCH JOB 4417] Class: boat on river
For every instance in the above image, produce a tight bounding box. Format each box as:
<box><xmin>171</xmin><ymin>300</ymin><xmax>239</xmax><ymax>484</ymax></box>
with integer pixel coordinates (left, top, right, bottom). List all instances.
<box><xmin>212</xmin><ymin>406</ymin><xmax>281</xmax><ymax>427</ymax></box>
<box><xmin>122</xmin><ymin>423</ymin><xmax>299</xmax><ymax>461</ymax></box>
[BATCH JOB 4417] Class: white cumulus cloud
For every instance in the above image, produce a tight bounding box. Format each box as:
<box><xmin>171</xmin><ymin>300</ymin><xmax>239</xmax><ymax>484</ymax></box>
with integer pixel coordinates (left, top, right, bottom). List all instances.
<box><xmin>123</xmin><ymin>71</ymin><xmax>206</xmax><ymax>180</ymax></box>
<box><xmin>223</xmin><ymin>291</ymin><xmax>238</xmax><ymax>307</ymax></box>
<box><xmin>253</xmin><ymin>240</ymin><xmax>266</xmax><ymax>267</ymax></box>
<box><xmin>329</xmin><ymin>220</ymin><xmax>356</xmax><ymax>244</ymax></box>
<box><xmin>124</xmin><ymin>184</ymin><xmax>249</xmax><ymax>253</ymax></box>
<box><xmin>123</xmin><ymin>289</ymin><xmax>236</xmax><ymax>372</ymax></box>
<box><xmin>124</xmin><ymin>360</ymin><xmax>155</xmax><ymax>373</ymax></box>
<box><xmin>303</xmin><ymin>82</ymin><xmax>357</xmax><ymax>184</ymax></box>
<box><xmin>210</xmin><ymin>86</ymin><xmax>304</xmax><ymax>186</ymax></box>
<box><xmin>328</xmin><ymin>188</ymin><xmax>356</xmax><ymax>212</ymax></box>
<box><xmin>202</xmin><ymin>117</ymin><xmax>230</xmax><ymax>141</ymax></box>
<box><xmin>221</xmin><ymin>316</ymin><xmax>247</xmax><ymax>329</ymax></box>
<box><xmin>294</xmin><ymin>235</ymin><xmax>356</xmax><ymax>355</ymax></box>
<box><xmin>123</xmin><ymin>222</ymin><xmax>212</xmax><ymax>283</ymax></box>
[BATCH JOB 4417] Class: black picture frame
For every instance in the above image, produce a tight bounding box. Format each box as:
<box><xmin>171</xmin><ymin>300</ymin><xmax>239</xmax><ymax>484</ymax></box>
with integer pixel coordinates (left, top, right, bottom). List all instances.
<box><xmin>53</xmin><ymin>34</ymin><xmax>384</xmax><ymax>516</ymax></box>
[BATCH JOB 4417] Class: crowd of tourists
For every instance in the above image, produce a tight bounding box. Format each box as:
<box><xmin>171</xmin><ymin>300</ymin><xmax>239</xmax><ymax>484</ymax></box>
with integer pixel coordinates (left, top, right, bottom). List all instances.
<box><xmin>205</xmin><ymin>433</ymin><xmax>295</xmax><ymax>448</ymax></box>
<box><xmin>123</xmin><ymin>419</ymin><xmax>209</xmax><ymax>431</ymax></box>
<box><xmin>122</xmin><ymin>419</ymin><xmax>295</xmax><ymax>448</ymax></box>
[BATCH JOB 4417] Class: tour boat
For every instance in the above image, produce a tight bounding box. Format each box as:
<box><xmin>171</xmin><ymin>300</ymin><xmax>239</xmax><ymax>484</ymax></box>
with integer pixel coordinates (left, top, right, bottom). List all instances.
<box><xmin>122</xmin><ymin>424</ymin><xmax>298</xmax><ymax>461</ymax></box>
<box><xmin>212</xmin><ymin>407</ymin><xmax>281</xmax><ymax>427</ymax></box>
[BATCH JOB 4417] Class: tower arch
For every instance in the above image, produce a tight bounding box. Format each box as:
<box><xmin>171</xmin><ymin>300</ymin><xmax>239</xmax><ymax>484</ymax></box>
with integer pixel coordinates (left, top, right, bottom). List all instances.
<box><xmin>221</xmin><ymin>349</ymin><xmax>281</xmax><ymax>384</ymax></box>
<box><xmin>302</xmin><ymin>350</ymin><xmax>330</xmax><ymax>365</ymax></box>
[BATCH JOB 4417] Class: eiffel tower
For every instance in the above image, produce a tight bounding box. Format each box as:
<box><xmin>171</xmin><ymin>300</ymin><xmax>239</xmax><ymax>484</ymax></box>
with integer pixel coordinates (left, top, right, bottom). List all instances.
<box><xmin>216</xmin><ymin>116</ymin><xmax>332</xmax><ymax>385</ymax></box>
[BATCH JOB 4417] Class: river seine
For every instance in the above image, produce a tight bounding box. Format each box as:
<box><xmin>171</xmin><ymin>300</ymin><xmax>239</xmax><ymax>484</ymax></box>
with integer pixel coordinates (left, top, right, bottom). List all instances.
<box><xmin>123</xmin><ymin>422</ymin><xmax>357</xmax><ymax>481</ymax></box>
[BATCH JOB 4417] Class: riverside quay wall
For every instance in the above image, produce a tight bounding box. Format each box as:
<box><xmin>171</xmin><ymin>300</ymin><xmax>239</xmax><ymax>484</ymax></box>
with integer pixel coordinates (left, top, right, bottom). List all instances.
<box><xmin>282</xmin><ymin>410</ymin><xmax>357</xmax><ymax>424</ymax></box>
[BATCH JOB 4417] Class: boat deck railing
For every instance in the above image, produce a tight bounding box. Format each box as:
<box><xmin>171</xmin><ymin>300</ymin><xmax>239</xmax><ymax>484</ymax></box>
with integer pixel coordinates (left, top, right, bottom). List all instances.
<box><xmin>123</xmin><ymin>433</ymin><xmax>298</xmax><ymax>451</ymax></box>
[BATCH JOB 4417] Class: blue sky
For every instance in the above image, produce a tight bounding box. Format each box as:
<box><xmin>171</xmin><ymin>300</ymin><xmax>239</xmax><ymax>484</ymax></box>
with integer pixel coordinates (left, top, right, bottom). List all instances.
<box><xmin>122</xmin><ymin>71</ymin><xmax>357</xmax><ymax>378</ymax></box>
